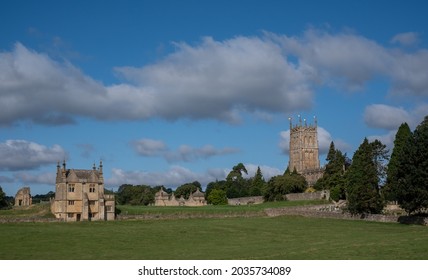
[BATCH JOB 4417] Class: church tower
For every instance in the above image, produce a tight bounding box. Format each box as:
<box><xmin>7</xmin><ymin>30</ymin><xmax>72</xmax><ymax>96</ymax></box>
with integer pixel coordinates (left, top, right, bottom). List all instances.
<box><xmin>288</xmin><ymin>115</ymin><xmax>323</xmax><ymax>186</ymax></box>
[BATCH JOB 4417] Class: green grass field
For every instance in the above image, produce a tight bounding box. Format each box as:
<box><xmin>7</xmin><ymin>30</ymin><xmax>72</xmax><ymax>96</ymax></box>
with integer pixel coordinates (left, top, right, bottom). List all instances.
<box><xmin>1</xmin><ymin>205</ymin><xmax>427</xmax><ymax>259</ymax></box>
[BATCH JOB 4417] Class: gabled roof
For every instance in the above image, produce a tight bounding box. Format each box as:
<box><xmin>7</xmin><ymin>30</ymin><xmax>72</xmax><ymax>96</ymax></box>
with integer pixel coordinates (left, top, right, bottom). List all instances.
<box><xmin>66</xmin><ymin>169</ymin><xmax>101</xmax><ymax>183</ymax></box>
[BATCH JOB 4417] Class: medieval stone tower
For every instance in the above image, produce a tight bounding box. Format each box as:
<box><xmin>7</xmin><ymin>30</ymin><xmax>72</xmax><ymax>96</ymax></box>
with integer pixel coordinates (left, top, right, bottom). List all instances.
<box><xmin>288</xmin><ymin>115</ymin><xmax>323</xmax><ymax>186</ymax></box>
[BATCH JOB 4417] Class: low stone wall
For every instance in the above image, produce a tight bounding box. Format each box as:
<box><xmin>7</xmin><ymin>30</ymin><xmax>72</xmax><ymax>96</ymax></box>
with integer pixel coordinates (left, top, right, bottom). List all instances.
<box><xmin>285</xmin><ymin>190</ymin><xmax>330</xmax><ymax>201</ymax></box>
<box><xmin>227</xmin><ymin>196</ymin><xmax>264</xmax><ymax>205</ymax></box>
<box><xmin>265</xmin><ymin>205</ymin><xmax>428</xmax><ymax>225</ymax></box>
<box><xmin>0</xmin><ymin>217</ymin><xmax>60</xmax><ymax>223</ymax></box>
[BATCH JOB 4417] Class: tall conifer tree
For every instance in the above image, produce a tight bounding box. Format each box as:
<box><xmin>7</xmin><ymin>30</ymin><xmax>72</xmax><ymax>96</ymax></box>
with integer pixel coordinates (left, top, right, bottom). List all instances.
<box><xmin>395</xmin><ymin>116</ymin><xmax>428</xmax><ymax>214</ymax></box>
<box><xmin>346</xmin><ymin>138</ymin><xmax>384</xmax><ymax>214</ymax></box>
<box><xmin>385</xmin><ymin>123</ymin><xmax>412</xmax><ymax>201</ymax></box>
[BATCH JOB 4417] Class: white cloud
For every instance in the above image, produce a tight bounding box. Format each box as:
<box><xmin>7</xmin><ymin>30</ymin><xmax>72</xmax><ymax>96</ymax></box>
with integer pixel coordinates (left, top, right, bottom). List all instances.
<box><xmin>391</xmin><ymin>32</ymin><xmax>420</xmax><ymax>46</ymax></box>
<box><xmin>276</xmin><ymin>29</ymin><xmax>390</xmax><ymax>91</ymax></box>
<box><xmin>2</xmin><ymin>31</ymin><xmax>428</xmax><ymax>126</ymax></box>
<box><xmin>164</xmin><ymin>145</ymin><xmax>240</xmax><ymax>162</ymax></box>
<box><xmin>0</xmin><ymin>140</ymin><xmax>67</xmax><ymax>171</ymax></box>
<box><xmin>106</xmin><ymin>166</ymin><xmax>217</xmax><ymax>189</ymax></box>
<box><xmin>364</xmin><ymin>103</ymin><xmax>428</xmax><ymax>131</ymax></box>
<box><xmin>0</xmin><ymin>43</ymin><xmax>107</xmax><ymax>125</ymax></box>
<box><xmin>14</xmin><ymin>171</ymin><xmax>56</xmax><ymax>185</ymax></box>
<box><xmin>274</xmin><ymin>29</ymin><xmax>428</xmax><ymax>96</ymax></box>
<box><xmin>364</xmin><ymin>104</ymin><xmax>411</xmax><ymax>130</ymax></box>
<box><xmin>131</xmin><ymin>138</ymin><xmax>240</xmax><ymax>162</ymax></box>
<box><xmin>114</xmin><ymin>36</ymin><xmax>315</xmax><ymax>123</ymax></box>
<box><xmin>131</xmin><ymin>138</ymin><xmax>168</xmax><ymax>157</ymax></box>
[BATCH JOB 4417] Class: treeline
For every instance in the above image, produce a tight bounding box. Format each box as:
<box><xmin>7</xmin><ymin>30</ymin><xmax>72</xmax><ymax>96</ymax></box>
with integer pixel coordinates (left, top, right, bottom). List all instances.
<box><xmin>115</xmin><ymin>162</ymin><xmax>308</xmax><ymax>206</ymax></box>
<box><xmin>314</xmin><ymin>116</ymin><xmax>428</xmax><ymax>215</ymax></box>
<box><xmin>116</xmin><ymin>182</ymin><xmax>205</xmax><ymax>205</ymax></box>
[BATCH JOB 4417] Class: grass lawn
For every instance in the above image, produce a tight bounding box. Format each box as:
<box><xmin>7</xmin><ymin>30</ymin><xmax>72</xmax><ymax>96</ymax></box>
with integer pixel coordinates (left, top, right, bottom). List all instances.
<box><xmin>1</xmin><ymin>215</ymin><xmax>427</xmax><ymax>260</ymax></box>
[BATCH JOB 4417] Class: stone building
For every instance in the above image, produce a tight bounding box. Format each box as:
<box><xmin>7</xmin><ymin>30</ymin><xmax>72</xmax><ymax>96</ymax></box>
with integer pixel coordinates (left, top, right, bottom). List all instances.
<box><xmin>155</xmin><ymin>187</ymin><xmax>207</xmax><ymax>206</ymax></box>
<box><xmin>288</xmin><ymin>115</ymin><xmax>324</xmax><ymax>186</ymax></box>
<box><xmin>15</xmin><ymin>187</ymin><xmax>32</xmax><ymax>206</ymax></box>
<box><xmin>51</xmin><ymin>161</ymin><xmax>115</xmax><ymax>221</ymax></box>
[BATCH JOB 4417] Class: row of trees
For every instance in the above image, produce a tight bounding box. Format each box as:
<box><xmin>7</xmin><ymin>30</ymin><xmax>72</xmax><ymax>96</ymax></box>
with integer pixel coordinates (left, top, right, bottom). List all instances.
<box><xmin>115</xmin><ymin>162</ymin><xmax>307</xmax><ymax>206</ymax></box>
<box><xmin>315</xmin><ymin>116</ymin><xmax>428</xmax><ymax>215</ymax></box>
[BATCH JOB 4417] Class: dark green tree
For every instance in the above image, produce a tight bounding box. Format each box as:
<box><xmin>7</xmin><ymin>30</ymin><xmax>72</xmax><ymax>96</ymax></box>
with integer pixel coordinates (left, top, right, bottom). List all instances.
<box><xmin>207</xmin><ymin>189</ymin><xmax>228</xmax><ymax>205</ymax></box>
<box><xmin>174</xmin><ymin>181</ymin><xmax>201</xmax><ymax>199</ymax></box>
<box><xmin>370</xmin><ymin>139</ymin><xmax>390</xmax><ymax>186</ymax></box>
<box><xmin>226</xmin><ymin>163</ymin><xmax>248</xmax><ymax>181</ymax></box>
<box><xmin>249</xmin><ymin>166</ymin><xmax>265</xmax><ymax>196</ymax></box>
<box><xmin>314</xmin><ymin>141</ymin><xmax>348</xmax><ymax>200</ymax></box>
<box><xmin>205</xmin><ymin>180</ymin><xmax>227</xmax><ymax>200</ymax></box>
<box><xmin>346</xmin><ymin>138</ymin><xmax>384</xmax><ymax>214</ymax></box>
<box><xmin>116</xmin><ymin>184</ymin><xmax>155</xmax><ymax>205</ymax></box>
<box><xmin>264</xmin><ymin>168</ymin><xmax>307</xmax><ymax>201</ymax></box>
<box><xmin>384</xmin><ymin>123</ymin><xmax>412</xmax><ymax>201</ymax></box>
<box><xmin>0</xmin><ymin>186</ymin><xmax>11</xmax><ymax>209</ymax></box>
<box><xmin>394</xmin><ymin>116</ymin><xmax>428</xmax><ymax>214</ymax></box>
<box><xmin>226</xmin><ymin>163</ymin><xmax>250</xmax><ymax>198</ymax></box>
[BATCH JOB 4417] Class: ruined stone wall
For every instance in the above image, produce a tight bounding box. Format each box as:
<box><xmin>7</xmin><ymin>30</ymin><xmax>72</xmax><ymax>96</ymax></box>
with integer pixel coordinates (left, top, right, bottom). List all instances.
<box><xmin>285</xmin><ymin>190</ymin><xmax>330</xmax><ymax>201</ymax></box>
<box><xmin>227</xmin><ymin>196</ymin><xmax>264</xmax><ymax>205</ymax></box>
<box><xmin>264</xmin><ymin>205</ymin><xmax>428</xmax><ymax>225</ymax></box>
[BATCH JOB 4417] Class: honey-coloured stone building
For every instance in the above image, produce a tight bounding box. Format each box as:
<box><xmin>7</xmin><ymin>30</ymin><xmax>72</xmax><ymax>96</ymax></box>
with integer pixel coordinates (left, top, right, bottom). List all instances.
<box><xmin>288</xmin><ymin>115</ymin><xmax>324</xmax><ymax>186</ymax></box>
<box><xmin>51</xmin><ymin>161</ymin><xmax>115</xmax><ymax>221</ymax></box>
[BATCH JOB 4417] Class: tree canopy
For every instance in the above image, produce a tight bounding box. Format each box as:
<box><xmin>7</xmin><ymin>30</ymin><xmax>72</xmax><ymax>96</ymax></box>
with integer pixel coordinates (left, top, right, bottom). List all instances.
<box><xmin>264</xmin><ymin>168</ymin><xmax>307</xmax><ymax>201</ymax></box>
<box><xmin>174</xmin><ymin>181</ymin><xmax>202</xmax><ymax>199</ymax></box>
<box><xmin>384</xmin><ymin>123</ymin><xmax>412</xmax><ymax>201</ymax></box>
<box><xmin>346</xmin><ymin>138</ymin><xmax>385</xmax><ymax>214</ymax></box>
<box><xmin>314</xmin><ymin>141</ymin><xmax>348</xmax><ymax>201</ymax></box>
<box><xmin>392</xmin><ymin>116</ymin><xmax>428</xmax><ymax>214</ymax></box>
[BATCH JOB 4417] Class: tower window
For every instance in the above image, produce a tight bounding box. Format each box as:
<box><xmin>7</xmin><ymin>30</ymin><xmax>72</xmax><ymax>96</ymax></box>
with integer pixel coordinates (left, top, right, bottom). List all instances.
<box><xmin>68</xmin><ymin>200</ymin><xmax>75</xmax><ymax>205</ymax></box>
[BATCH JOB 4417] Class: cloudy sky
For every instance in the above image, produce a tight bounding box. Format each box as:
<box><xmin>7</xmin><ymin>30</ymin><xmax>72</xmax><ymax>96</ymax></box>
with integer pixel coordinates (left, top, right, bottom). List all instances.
<box><xmin>1</xmin><ymin>0</ymin><xmax>427</xmax><ymax>195</ymax></box>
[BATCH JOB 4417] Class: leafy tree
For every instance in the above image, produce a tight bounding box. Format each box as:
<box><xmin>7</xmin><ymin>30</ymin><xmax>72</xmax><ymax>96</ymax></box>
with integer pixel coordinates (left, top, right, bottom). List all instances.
<box><xmin>174</xmin><ymin>181</ymin><xmax>201</xmax><ymax>199</ymax></box>
<box><xmin>0</xmin><ymin>186</ymin><xmax>10</xmax><ymax>209</ymax></box>
<box><xmin>205</xmin><ymin>180</ymin><xmax>227</xmax><ymax>200</ymax></box>
<box><xmin>226</xmin><ymin>163</ymin><xmax>250</xmax><ymax>198</ymax></box>
<box><xmin>207</xmin><ymin>189</ymin><xmax>228</xmax><ymax>205</ymax></box>
<box><xmin>264</xmin><ymin>168</ymin><xmax>307</xmax><ymax>201</ymax></box>
<box><xmin>370</xmin><ymin>139</ymin><xmax>390</xmax><ymax>186</ymax></box>
<box><xmin>249</xmin><ymin>166</ymin><xmax>265</xmax><ymax>196</ymax></box>
<box><xmin>384</xmin><ymin>123</ymin><xmax>412</xmax><ymax>201</ymax></box>
<box><xmin>394</xmin><ymin>116</ymin><xmax>428</xmax><ymax>214</ymax></box>
<box><xmin>116</xmin><ymin>184</ymin><xmax>155</xmax><ymax>205</ymax></box>
<box><xmin>346</xmin><ymin>138</ymin><xmax>384</xmax><ymax>214</ymax></box>
<box><xmin>226</xmin><ymin>163</ymin><xmax>248</xmax><ymax>181</ymax></box>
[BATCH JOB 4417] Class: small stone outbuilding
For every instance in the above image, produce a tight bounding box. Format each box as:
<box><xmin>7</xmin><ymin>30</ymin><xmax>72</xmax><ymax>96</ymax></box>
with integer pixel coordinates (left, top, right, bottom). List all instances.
<box><xmin>155</xmin><ymin>187</ymin><xmax>207</xmax><ymax>206</ymax></box>
<box><xmin>15</xmin><ymin>187</ymin><xmax>32</xmax><ymax>206</ymax></box>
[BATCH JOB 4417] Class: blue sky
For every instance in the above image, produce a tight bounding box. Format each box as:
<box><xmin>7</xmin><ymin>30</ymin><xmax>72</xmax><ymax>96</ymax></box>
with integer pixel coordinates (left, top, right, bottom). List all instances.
<box><xmin>1</xmin><ymin>0</ymin><xmax>427</xmax><ymax>196</ymax></box>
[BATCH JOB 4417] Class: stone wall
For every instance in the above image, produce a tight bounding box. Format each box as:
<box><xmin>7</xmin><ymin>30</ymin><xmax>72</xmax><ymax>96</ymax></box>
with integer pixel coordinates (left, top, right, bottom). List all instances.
<box><xmin>227</xmin><ymin>196</ymin><xmax>264</xmax><ymax>205</ymax></box>
<box><xmin>285</xmin><ymin>190</ymin><xmax>330</xmax><ymax>201</ymax></box>
<box><xmin>264</xmin><ymin>205</ymin><xmax>428</xmax><ymax>225</ymax></box>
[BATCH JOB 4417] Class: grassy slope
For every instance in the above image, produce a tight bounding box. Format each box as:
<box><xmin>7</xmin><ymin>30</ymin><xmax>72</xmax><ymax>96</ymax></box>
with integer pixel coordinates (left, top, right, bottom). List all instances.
<box><xmin>1</xmin><ymin>215</ymin><xmax>427</xmax><ymax>260</ymax></box>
